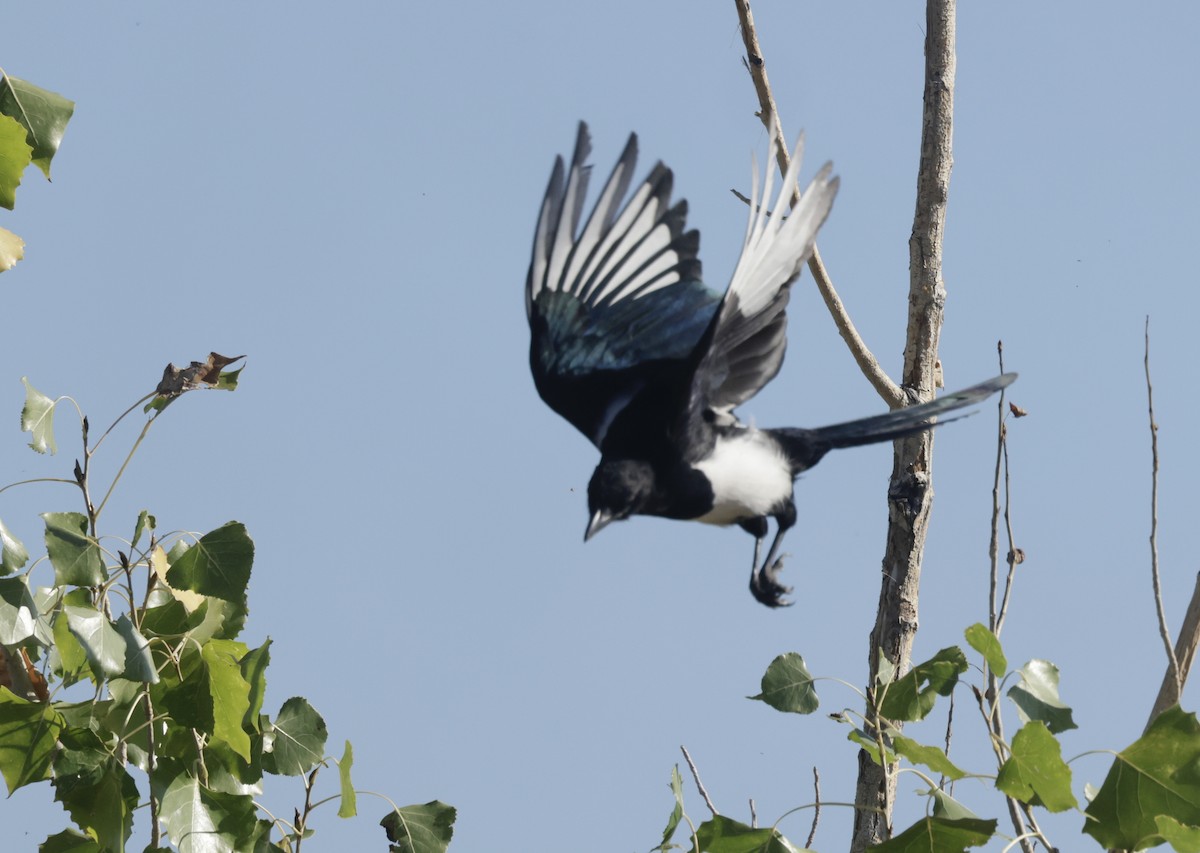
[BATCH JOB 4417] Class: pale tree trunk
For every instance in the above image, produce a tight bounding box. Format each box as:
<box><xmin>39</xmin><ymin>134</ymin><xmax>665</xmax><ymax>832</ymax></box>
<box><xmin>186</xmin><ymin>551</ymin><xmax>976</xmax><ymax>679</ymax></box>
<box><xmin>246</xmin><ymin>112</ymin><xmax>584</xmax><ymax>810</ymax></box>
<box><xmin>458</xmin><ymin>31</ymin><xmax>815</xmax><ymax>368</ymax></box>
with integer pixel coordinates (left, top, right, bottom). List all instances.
<box><xmin>850</xmin><ymin>1</ymin><xmax>956</xmax><ymax>849</ymax></box>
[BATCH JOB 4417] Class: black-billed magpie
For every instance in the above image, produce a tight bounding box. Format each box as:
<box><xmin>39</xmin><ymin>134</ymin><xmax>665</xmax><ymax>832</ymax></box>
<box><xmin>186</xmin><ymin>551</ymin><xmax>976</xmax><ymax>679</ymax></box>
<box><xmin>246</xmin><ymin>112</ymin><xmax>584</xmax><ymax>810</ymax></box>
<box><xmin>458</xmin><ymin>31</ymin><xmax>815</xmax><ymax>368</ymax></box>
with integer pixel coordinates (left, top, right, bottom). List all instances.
<box><xmin>526</xmin><ymin>123</ymin><xmax>1015</xmax><ymax>607</ymax></box>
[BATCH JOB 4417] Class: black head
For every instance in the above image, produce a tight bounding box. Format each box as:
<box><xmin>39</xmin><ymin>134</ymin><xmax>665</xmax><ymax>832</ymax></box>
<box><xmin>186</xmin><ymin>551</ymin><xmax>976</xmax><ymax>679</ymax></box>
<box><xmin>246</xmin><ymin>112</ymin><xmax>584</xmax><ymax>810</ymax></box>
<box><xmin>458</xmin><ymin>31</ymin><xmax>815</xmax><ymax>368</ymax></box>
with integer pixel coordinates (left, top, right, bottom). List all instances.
<box><xmin>584</xmin><ymin>459</ymin><xmax>656</xmax><ymax>541</ymax></box>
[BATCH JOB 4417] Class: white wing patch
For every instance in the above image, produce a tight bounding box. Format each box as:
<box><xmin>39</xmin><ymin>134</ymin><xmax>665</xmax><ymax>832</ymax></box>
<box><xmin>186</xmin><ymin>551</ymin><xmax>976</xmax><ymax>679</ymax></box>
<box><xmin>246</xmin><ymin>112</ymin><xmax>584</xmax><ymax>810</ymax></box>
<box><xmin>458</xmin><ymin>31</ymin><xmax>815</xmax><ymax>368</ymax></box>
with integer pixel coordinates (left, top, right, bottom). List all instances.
<box><xmin>529</xmin><ymin>130</ymin><xmax>684</xmax><ymax>312</ymax></box>
<box><xmin>725</xmin><ymin>133</ymin><xmax>838</xmax><ymax>317</ymax></box>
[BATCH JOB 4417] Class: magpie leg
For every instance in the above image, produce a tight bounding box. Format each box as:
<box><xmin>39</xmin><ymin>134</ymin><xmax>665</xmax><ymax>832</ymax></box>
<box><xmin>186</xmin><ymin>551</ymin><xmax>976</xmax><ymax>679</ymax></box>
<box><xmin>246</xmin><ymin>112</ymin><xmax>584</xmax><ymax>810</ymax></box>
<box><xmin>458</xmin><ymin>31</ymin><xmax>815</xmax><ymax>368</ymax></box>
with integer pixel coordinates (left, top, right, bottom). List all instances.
<box><xmin>749</xmin><ymin>503</ymin><xmax>797</xmax><ymax>608</ymax></box>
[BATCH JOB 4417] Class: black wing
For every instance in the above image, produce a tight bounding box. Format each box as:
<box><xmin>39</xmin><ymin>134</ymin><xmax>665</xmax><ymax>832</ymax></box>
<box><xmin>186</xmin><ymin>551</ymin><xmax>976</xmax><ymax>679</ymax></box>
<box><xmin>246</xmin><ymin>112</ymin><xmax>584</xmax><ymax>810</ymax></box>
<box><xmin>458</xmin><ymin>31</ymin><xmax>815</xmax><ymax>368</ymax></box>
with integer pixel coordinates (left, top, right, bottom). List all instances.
<box><xmin>681</xmin><ymin>132</ymin><xmax>839</xmax><ymax>452</ymax></box>
<box><xmin>527</xmin><ymin>123</ymin><xmax>721</xmax><ymax>448</ymax></box>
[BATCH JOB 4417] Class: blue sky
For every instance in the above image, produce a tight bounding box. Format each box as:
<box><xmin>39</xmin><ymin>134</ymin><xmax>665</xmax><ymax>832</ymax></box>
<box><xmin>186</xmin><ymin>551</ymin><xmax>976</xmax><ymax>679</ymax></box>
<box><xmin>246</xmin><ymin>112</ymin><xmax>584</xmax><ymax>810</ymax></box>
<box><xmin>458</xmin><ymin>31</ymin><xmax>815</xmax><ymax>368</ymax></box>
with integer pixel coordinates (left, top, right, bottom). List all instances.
<box><xmin>3</xmin><ymin>2</ymin><xmax>1199</xmax><ymax>850</ymax></box>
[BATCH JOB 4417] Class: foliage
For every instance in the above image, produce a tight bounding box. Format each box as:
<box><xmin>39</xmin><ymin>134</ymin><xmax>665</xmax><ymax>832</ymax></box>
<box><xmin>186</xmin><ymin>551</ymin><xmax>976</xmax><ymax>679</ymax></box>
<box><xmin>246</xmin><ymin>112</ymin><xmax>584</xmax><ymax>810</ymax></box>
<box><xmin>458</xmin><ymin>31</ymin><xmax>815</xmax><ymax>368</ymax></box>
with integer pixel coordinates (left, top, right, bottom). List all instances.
<box><xmin>0</xmin><ymin>69</ymin><xmax>74</xmax><ymax>272</ymax></box>
<box><xmin>655</xmin><ymin>625</ymin><xmax>1200</xmax><ymax>851</ymax></box>
<box><xmin>0</xmin><ymin>359</ymin><xmax>454</xmax><ymax>851</ymax></box>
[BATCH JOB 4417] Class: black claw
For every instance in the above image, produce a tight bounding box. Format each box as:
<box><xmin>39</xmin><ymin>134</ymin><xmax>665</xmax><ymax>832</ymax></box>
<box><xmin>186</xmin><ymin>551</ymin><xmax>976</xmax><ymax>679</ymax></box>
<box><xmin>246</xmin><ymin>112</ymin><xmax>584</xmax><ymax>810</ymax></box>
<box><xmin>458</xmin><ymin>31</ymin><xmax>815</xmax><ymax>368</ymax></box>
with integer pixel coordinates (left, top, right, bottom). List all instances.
<box><xmin>750</xmin><ymin>558</ymin><xmax>794</xmax><ymax>608</ymax></box>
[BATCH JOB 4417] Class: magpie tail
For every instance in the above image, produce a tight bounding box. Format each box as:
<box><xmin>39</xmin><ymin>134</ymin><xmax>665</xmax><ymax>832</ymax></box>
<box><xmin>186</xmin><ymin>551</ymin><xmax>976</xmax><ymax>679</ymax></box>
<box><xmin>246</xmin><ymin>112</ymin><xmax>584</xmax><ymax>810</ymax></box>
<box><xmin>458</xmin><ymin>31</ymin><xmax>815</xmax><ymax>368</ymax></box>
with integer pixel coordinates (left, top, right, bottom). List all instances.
<box><xmin>771</xmin><ymin>373</ymin><xmax>1017</xmax><ymax>470</ymax></box>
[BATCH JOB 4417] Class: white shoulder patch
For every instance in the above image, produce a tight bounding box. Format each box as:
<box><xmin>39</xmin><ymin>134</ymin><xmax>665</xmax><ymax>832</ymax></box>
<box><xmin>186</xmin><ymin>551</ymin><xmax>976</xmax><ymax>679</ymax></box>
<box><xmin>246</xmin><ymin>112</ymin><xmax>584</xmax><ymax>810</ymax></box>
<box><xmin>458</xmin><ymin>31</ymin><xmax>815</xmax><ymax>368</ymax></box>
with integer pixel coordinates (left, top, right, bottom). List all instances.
<box><xmin>694</xmin><ymin>430</ymin><xmax>793</xmax><ymax>525</ymax></box>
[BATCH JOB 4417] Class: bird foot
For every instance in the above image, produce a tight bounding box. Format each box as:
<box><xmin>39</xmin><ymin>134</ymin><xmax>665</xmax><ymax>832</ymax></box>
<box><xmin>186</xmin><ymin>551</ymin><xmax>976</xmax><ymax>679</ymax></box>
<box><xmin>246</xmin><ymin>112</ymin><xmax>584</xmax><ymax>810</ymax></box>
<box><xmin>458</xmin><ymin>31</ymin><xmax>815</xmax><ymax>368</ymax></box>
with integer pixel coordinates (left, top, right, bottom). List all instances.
<box><xmin>750</xmin><ymin>556</ymin><xmax>793</xmax><ymax>608</ymax></box>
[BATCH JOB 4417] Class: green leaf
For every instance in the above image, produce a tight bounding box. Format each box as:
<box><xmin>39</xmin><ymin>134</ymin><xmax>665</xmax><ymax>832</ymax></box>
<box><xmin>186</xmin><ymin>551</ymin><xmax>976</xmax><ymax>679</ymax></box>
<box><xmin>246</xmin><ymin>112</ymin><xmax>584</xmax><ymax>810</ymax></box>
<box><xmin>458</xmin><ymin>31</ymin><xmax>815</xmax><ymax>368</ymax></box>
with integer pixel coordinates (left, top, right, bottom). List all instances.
<box><xmin>338</xmin><ymin>740</ymin><xmax>357</xmax><ymax>818</ymax></box>
<box><xmin>963</xmin><ymin>623</ymin><xmax>1007</xmax><ymax>674</ymax></box>
<box><xmin>1007</xmin><ymin>659</ymin><xmax>1076</xmax><ymax>734</ymax></box>
<box><xmin>871</xmin><ymin>816</ymin><xmax>997</xmax><ymax>852</ymax></box>
<box><xmin>203</xmin><ymin>639</ymin><xmax>252</xmax><ymax>761</ymax></box>
<box><xmin>141</xmin><ymin>585</ymin><xmax>247</xmax><ymax>645</ymax></box>
<box><xmin>240</xmin><ymin>639</ymin><xmax>271</xmax><ymax>733</ymax></box>
<box><xmin>166</xmin><ymin>522</ymin><xmax>254</xmax><ymax>602</ymax></box>
<box><xmin>38</xmin><ymin>829</ymin><xmax>104</xmax><ymax>852</ymax></box>
<box><xmin>50</xmin><ymin>596</ymin><xmax>89</xmax><ymax>685</ymax></box>
<box><xmin>56</xmin><ymin>700</ymin><xmax>115</xmax><ymax>735</ymax></box>
<box><xmin>216</xmin><ymin>365</ymin><xmax>244</xmax><ymax>392</ymax></box>
<box><xmin>98</xmin><ymin>682</ymin><xmax>148</xmax><ymax>758</ymax></box>
<box><xmin>995</xmin><ymin>721</ymin><xmax>1076</xmax><ymax>812</ymax></box>
<box><xmin>0</xmin><ymin>686</ymin><xmax>64</xmax><ymax>793</ymax></box>
<box><xmin>0</xmin><ymin>114</ymin><xmax>31</xmax><ymax>209</ymax></box>
<box><xmin>878</xmin><ymin>647</ymin><xmax>968</xmax><ymax>722</ymax></box>
<box><xmin>205</xmin><ymin>737</ymin><xmax>263</xmax><ymax>797</ymax></box>
<box><xmin>53</xmin><ymin>726</ymin><xmax>109</xmax><ymax>777</ymax></box>
<box><xmin>114</xmin><ymin>614</ymin><xmax>158</xmax><ymax>683</ymax></box>
<box><xmin>185</xmin><ymin>595</ymin><xmax>249</xmax><ymax>643</ymax></box>
<box><xmin>0</xmin><ymin>518</ymin><xmax>29</xmax><ymax>574</ymax></box>
<box><xmin>1158</xmin><ymin>815</ymin><xmax>1200</xmax><ymax>853</ymax></box>
<box><xmin>65</xmin><ymin>604</ymin><xmax>126</xmax><ymax>679</ymax></box>
<box><xmin>132</xmin><ymin>510</ymin><xmax>156</xmax><ymax>550</ymax></box>
<box><xmin>893</xmin><ymin>735</ymin><xmax>966</xmax><ymax>781</ymax></box>
<box><xmin>155</xmin><ymin>645</ymin><xmax>212</xmax><ymax>732</ymax></box>
<box><xmin>689</xmin><ymin>815</ymin><xmax>803</xmax><ymax>852</ymax></box>
<box><xmin>656</xmin><ymin>765</ymin><xmax>685</xmax><ymax>851</ymax></box>
<box><xmin>876</xmin><ymin>653</ymin><xmax>897</xmax><ymax>687</ymax></box>
<box><xmin>0</xmin><ymin>225</ymin><xmax>24</xmax><ymax>272</ymax></box>
<box><xmin>849</xmin><ymin>727</ymin><xmax>896</xmax><ymax>766</ymax></box>
<box><xmin>0</xmin><ymin>74</ymin><xmax>75</xmax><ymax>179</ymax></box>
<box><xmin>0</xmin><ymin>576</ymin><xmax>39</xmax><ymax>644</ymax></box>
<box><xmin>140</xmin><ymin>596</ymin><xmax>191</xmax><ymax>639</ymax></box>
<box><xmin>748</xmin><ymin>652</ymin><xmax>819</xmax><ymax>714</ymax></box>
<box><xmin>159</xmin><ymin>768</ymin><xmax>257</xmax><ymax>853</ymax></box>
<box><xmin>380</xmin><ymin>801</ymin><xmax>457</xmax><ymax>853</ymax></box>
<box><xmin>21</xmin><ymin>378</ymin><xmax>57</xmax><ymax>454</ymax></box>
<box><xmin>262</xmin><ymin>696</ymin><xmax>327</xmax><ymax>776</ymax></box>
<box><xmin>42</xmin><ymin>512</ymin><xmax>104</xmax><ymax>586</ymax></box>
<box><xmin>929</xmin><ymin>789</ymin><xmax>981</xmax><ymax>821</ymax></box>
<box><xmin>1084</xmin><ymin>705</ymin><xmax>1200</xmax><ymax>849</ymax></box>
<box><xmin>53</xmin><ymin>757</ymin><xmax>139</xmax><ymax>852</ymax></box>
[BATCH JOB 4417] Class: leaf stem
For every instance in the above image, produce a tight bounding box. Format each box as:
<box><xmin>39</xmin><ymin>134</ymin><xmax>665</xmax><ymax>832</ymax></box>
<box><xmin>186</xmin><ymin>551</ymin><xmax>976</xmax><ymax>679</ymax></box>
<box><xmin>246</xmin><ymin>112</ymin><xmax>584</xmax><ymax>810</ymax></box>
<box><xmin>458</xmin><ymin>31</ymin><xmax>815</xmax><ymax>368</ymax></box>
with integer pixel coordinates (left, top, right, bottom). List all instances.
<box><xmin>94</xmin><ymin>413</ymin><xmax>158</xmax><ymax>520</ymax></box>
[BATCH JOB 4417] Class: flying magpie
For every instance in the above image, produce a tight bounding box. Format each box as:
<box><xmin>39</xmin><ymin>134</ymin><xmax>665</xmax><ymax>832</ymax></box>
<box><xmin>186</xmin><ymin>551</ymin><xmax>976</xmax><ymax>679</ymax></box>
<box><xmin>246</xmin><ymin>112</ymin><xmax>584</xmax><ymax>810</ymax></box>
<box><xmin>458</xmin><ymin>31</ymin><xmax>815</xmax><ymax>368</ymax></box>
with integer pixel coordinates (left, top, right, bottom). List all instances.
<box><xmin>526</xmin><ymin>123</ymin><xmax>1016</xmax><ymax>607</ymax></box>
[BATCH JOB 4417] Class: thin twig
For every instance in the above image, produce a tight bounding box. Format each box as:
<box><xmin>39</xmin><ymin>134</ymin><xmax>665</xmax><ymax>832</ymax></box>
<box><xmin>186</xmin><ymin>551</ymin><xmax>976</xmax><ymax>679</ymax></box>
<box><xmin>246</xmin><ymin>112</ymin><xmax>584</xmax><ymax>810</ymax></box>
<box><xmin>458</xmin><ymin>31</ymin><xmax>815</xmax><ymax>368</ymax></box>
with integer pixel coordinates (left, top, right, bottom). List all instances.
<box><xmin>94</xmin><ymin>415</ymin><xmax>157</xmax><ymax>521</ymax></box>
<box><xmin>972</xmin><ymin>685</ymin><xmax>1033</xmax><ymax>851</ymax></box>
<box><xmin>1144</xmin><ymin>316</ymin><xmax>1180</xmax><ymax>701</ymax></box>
<box><xmin>982</xmin><ymin>345</ymin><xmax>1034</xmax><ymax>853</ymax></box>
<box><xmin>941</xmin><ymin>692</ymin><xmax>955</xmax><ymax>793</ymax></box>
<box><xmin>993</xmin><ymin>343</ymin><xmax>1020</xmax><ymax>638</ymax></box>
<box><xmin>294</xmin><ymin>765</ymin><xmax>321</xmax><ymax>853</ymax></box>
<box><xmin>87</xmin><ymin>390</ymin><xmax>157</xmax><ymax>456</ymax></box>
<box><xmin>144</xmin><ymin>688</ymin><xmax>161</xmax><ymax>847</ymax></box>
<box><xmin>1017</xmin><ymin>802</ymin><xmax>1052</xmax><ymax>851</ymax></box>
<box><xmin>807</xmin><ymin>767</ymin><xmax>822</xmax><ymax>849</ymax></box>
<box><xmin>680</xmin><ymin>745</ymin><xmax>719</xmax><ymax>816</ymax></box>
<box><xmin>988</xmin><ymin>342</ymin><xmax>1006</xmax><ymax>633</ymax></box>
<box><xmin>995</xmin><ymin>429</ymin><xmax>1020</xmax><ymax>637</ymax></box>
<box><xmin>732</xmin><ymin>0</ymin><xmax>902</xmax><ymax>407</ymax></box>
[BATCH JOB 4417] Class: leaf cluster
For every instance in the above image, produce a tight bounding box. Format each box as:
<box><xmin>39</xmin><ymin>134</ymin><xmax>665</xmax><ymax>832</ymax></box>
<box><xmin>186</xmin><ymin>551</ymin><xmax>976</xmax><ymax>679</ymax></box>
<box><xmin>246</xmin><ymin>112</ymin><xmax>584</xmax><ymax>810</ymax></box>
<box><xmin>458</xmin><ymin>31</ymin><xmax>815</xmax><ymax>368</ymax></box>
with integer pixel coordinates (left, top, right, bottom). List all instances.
<box><xmin>655</xmin><ymin>624</ymin><xmax>1200</xmax><ymax>851</ymax></box>
<box><xmin>0</xmin><ymin>368</ymin><xmax>454</xmax><ymax>852</ymax></box>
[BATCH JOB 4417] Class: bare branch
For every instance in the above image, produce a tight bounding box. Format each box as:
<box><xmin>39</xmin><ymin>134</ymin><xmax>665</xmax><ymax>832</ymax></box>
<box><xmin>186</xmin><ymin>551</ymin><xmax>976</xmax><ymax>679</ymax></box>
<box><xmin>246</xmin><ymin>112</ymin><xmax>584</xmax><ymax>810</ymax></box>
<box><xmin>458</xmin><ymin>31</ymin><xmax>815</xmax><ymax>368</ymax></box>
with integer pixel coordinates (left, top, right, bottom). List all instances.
<box><xmin>680</xmin><ymin>745</ymin><xmax>719</xmax><ymax>816</ymax></box>
<box><xmin>732</xmin><ymin>0</ymin><xmax>902</xmax><ymax>407</ymax></box>
<box><xmin>853</xmin><ymin>1</ymin><xmax>956</xmax><ymax>848</ymax></box>
<box><xmin>1144</xmin><ymin>317</ymin><xmax>1183</xmax><ymax>722</ymax></box>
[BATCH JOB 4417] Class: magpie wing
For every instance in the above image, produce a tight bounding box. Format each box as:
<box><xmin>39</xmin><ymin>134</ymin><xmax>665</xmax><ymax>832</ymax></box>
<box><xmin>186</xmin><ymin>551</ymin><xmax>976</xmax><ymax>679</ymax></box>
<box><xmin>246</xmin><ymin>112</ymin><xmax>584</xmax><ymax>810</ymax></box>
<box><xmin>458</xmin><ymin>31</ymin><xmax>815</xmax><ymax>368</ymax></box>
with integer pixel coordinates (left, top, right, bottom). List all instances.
<box><xmin>527</xmin><ymin>123</ymin><xmax>721</xmax><ymax>448</ymax></box>
<box><xmin>682</xmin><ymin>132</ymin><xmax>839</xmax><ymax>447</ymax></box>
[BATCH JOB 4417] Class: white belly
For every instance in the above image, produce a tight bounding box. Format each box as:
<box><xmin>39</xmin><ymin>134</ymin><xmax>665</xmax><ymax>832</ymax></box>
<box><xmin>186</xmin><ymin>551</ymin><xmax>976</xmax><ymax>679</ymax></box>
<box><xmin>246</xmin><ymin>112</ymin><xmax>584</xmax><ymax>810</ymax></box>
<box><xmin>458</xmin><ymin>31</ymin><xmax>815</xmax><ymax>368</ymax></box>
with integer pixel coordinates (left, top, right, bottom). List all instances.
<box><xmin>693</xmin><ymin>429</ymin><xmax>793</xmax><ymax>525</ymax></box>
